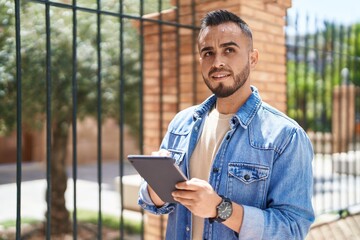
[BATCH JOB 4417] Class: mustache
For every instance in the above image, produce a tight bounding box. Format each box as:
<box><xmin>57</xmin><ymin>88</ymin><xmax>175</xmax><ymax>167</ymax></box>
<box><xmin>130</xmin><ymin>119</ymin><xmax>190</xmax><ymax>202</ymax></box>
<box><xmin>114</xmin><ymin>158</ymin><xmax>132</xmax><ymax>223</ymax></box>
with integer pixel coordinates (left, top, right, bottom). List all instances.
<box><xmin>208</xmin><ymin>67</ymin><xmax>232</xmax><ymax>76</ymax></box>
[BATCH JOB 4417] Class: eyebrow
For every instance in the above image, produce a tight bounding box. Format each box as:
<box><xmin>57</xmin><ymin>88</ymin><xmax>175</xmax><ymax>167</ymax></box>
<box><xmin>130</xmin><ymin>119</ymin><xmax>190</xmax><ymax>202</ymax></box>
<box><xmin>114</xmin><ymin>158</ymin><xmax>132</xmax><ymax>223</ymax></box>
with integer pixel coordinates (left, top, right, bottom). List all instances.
<box><xmin>200</xmin><ymin>41</ymin><xmax>240</xmax><ymax>54</ymax></box>
<box><xmin>220</xmin><ymin>41</ymin><xmax>240</xmax><ymax>49</ymax></box>
<box><xmin>200</xmin><ymin>46</ymin><xmax>213</xmax><ymax>54</ymax></box>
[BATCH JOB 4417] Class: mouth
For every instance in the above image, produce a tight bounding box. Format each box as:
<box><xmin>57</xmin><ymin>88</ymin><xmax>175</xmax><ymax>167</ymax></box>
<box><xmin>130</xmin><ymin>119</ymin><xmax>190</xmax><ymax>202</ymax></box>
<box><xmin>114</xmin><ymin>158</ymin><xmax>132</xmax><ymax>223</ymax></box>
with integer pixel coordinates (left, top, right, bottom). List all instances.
<box><xmin>210</xmin><ymin>72</ymin><xmax>231</xmax><ymax>81</ymax></box>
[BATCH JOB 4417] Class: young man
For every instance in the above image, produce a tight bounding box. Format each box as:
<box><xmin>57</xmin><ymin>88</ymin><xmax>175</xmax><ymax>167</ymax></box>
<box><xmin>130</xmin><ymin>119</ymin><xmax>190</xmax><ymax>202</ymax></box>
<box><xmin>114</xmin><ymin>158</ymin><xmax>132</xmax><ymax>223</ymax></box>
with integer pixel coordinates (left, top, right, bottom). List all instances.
<box><xmin>138</xmin><ymin>9</ymin><xmax>314</xmax><ymax>240</ymax></box>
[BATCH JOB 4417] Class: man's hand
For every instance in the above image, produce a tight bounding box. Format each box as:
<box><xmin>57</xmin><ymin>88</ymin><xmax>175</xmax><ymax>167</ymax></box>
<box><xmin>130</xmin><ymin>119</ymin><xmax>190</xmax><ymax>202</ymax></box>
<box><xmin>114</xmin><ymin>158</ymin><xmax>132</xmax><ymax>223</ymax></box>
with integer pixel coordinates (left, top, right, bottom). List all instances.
<box><xmin>172</xmin><ymin>178</ymin><xmax>222</xmax><ymax>218</ymax></box>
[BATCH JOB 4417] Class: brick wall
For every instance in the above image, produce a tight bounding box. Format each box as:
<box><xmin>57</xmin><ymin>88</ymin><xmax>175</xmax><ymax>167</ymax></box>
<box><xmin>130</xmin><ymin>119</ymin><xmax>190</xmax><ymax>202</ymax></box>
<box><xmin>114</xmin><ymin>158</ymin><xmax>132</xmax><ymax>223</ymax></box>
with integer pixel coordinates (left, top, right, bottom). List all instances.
<box><xmin>141</xmin><ymin>0</ymin><xmax>291</xmax><ymax>238</ymax></box>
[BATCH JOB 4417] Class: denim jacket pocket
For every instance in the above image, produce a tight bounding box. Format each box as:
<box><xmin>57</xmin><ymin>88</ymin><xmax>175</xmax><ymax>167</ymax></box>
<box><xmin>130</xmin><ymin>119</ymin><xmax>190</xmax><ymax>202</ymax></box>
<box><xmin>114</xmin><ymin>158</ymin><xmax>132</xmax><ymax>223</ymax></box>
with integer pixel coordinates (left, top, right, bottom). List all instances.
<box><xmin>227</xmin><ymin>162</ymin><xmax>270</xmax><ymax>208</ymax></box>
<box><xmin>229</xmin><ymin>163</ymin><xmax>269</xmax><ymax>184</ymax></box>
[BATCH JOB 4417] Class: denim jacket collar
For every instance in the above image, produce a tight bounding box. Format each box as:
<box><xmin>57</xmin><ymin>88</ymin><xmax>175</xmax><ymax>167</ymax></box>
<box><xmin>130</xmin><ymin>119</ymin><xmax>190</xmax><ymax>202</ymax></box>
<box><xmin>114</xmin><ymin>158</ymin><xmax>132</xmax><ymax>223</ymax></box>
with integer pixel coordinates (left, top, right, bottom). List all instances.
<box><xmin>193</xmin><ymin>85</ymin><xmax>262</xmax><ymax>129</ymax></box>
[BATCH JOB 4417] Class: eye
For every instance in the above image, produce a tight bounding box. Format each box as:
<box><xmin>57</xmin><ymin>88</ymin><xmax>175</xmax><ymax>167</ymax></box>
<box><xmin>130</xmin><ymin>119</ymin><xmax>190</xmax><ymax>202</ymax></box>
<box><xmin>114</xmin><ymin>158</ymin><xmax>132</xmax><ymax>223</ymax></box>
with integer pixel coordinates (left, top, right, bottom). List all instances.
<box><xmin>202</xmin><ymin>51</ymin><xmax>213</xmax><ymax>58</ymax></box>
<box><xmin>224</xmin><ymin>48</ymin><xmax>235</xmax><ymax>54</ymax></box>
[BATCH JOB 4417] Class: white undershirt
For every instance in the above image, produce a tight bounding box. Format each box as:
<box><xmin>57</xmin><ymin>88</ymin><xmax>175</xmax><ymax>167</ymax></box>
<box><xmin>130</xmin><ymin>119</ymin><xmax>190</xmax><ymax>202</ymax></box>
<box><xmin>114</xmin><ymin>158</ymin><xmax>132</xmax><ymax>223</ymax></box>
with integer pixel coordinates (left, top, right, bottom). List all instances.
<box><xmin>190</xmin><ymin>107</ymin><xmax>232</xmax><ymax>240</ymax></box>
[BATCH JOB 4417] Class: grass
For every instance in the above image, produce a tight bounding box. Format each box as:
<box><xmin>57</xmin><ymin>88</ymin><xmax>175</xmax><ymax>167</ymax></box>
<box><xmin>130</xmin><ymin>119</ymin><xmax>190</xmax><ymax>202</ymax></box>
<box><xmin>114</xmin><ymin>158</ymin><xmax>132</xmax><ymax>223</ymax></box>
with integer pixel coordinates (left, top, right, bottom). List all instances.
<box><xmin>0</xmin><ymin>218</ymin><xmax>38</xmax><ymax>229</ymax></box>
<box><xmin>75</xmin><ymin>209</ymin><xmax>142</xmax><ymax>234</ymax></box>
<box><xmin>0</xmin><ymin>209</ymin><xmax>142</xmax><ymax>235</ymax></box>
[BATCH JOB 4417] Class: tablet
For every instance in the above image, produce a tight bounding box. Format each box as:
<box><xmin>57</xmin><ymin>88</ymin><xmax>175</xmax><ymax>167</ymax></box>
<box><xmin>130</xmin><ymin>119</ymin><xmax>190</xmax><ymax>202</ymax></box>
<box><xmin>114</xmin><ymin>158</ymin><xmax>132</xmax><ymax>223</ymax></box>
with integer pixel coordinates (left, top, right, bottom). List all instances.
<box><xmin>127</xmin><ymin>155</ymin><xmax>188</xmax><ymax>203</ymax></box>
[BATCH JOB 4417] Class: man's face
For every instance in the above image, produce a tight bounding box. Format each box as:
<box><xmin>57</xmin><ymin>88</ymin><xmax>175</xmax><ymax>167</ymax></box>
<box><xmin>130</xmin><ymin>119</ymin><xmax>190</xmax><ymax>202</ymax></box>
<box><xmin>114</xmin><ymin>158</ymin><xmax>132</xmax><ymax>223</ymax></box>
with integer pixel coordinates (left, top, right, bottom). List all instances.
<box><xmin>198</xmin><ymin>22</ymin><xmax>252</xmax><ymax>98</ymax></box>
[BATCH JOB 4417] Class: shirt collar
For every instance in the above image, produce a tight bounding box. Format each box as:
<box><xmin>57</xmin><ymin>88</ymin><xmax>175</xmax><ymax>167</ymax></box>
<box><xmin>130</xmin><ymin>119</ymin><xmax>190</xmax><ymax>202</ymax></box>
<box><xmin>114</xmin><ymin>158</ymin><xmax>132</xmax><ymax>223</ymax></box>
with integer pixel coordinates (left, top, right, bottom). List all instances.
<box><xmin>194</xmin><ymin>86</ymin><xmax>262</xmax><ymax>129</ymax></box>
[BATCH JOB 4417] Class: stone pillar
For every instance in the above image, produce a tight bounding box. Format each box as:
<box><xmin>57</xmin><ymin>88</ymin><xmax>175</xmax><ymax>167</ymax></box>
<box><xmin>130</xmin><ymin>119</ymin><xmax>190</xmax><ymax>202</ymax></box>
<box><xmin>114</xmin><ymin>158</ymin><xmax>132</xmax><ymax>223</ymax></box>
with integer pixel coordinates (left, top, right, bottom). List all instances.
<box><xmin>141</xmin><ymin>0</ymin><xmax>292</xmax><ymax>238</ymax></box>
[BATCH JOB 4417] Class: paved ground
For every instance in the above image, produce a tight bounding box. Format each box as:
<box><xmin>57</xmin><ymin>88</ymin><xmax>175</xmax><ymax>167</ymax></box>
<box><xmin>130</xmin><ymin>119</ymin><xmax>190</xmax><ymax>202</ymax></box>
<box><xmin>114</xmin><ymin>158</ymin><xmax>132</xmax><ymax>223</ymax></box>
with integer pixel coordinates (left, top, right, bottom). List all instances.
<box><xmin>1</xmin><ymin>161</ymin><xmax>360</xmax><ymax>239</ymax></box>
<box><xmin>0</xmin><ymin>161</ymin><xmax>140</xmax><ymax>222</ymax></box>
<box><xmin>307</xmin><ymin>212</ymin><xmax>360</xmax><ymax>240</ymax></box>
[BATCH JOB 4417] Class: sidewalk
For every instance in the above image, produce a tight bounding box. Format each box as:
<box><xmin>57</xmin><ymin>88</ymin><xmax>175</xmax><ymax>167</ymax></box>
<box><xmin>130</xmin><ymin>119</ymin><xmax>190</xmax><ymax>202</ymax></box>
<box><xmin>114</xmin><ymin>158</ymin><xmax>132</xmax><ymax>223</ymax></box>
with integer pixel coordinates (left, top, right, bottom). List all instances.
<box><xmin>0</xmin><ymin>161</ymin><xmax>141</xmax><ymax>223</ymax></box>
<box><xmin>307</xmin><ymin>212</ymin><xmax>360</xmax><ymax>240</ymax></box>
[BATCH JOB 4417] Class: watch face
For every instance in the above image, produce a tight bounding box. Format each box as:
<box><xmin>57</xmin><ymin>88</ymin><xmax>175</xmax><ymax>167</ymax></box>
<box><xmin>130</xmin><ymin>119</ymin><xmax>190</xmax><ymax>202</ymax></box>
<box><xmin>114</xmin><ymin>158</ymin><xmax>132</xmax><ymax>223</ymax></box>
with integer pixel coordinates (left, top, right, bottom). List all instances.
<box><xmin>218</xmin><ymin>200</ymin><xmax>232</xmax><ymax>220</ymax></box>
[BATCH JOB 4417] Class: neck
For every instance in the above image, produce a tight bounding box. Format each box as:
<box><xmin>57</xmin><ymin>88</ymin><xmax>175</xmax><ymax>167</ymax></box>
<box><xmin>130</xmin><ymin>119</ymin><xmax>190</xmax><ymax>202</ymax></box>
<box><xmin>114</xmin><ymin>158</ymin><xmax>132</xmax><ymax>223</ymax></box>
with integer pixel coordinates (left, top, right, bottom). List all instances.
<box><xmin>215</xmin><ymin>87</ymin><xmax>252</xmax><ymax>114</ymax></box>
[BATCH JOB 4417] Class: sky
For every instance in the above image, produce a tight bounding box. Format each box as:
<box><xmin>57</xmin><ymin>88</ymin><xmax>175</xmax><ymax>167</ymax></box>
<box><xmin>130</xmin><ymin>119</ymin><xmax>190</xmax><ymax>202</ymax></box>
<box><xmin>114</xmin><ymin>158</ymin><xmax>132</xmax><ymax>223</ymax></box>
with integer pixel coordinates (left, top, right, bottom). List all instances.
<box><xmin>289</xmin><ymin>0</ymin><xmax>360</xmax><ymax>25</ymax></box>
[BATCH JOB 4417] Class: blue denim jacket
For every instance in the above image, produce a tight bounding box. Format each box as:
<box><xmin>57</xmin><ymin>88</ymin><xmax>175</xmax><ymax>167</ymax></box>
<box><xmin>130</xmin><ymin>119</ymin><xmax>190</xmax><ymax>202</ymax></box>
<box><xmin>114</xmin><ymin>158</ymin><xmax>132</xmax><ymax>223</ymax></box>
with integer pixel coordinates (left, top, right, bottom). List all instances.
<box><xmin>138</xmin><ymin>86</ymin><xmax>314</xmax><ymax>240</ymax></box>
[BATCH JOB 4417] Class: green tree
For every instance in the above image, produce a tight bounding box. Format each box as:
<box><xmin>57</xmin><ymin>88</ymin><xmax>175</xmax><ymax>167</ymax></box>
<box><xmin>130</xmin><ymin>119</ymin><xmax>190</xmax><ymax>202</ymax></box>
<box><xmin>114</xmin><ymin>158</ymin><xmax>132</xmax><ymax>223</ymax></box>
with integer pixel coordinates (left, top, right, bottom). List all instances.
<box><xmin>0</xmin><ymin>0</ymin><xmax>172</xmax><ymax>235</ymax></box>
<box><xmin>287</xmin><ymin>21</ymin><xmax>360</xmax><ymax>132</ymax></box>
<box><xmin>349</xmin><ymin>23</ymin><xmax>360</xmax><ymax>85</ymax></box>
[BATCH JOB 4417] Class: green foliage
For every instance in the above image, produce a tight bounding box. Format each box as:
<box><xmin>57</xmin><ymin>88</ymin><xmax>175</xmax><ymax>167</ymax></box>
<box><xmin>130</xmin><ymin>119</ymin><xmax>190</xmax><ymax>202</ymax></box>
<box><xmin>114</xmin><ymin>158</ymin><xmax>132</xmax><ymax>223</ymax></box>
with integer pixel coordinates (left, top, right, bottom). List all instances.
<box><xmin>287</xmin><ymin>20</ymin><xmax>360</xmax><ymax>132</ymax></box>
<box><xmin>0</xmin><ymin>0</ymin><xmax>174</xmax><ymax>137</ymax></box>
<box><xmin>349</xmin><ymin>23</ymin><xmax>360</xmax><ymax>85</ymax></box>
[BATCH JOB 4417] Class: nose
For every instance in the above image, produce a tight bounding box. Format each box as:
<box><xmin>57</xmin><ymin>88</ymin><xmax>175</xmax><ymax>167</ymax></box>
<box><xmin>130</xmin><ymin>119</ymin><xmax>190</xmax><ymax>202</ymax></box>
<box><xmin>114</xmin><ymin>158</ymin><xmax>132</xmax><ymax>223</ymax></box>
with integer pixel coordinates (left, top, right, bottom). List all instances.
<box><xmin>213</xmin><ymin>54</ymin><xmax>225</xmax><ymax>68</ymax></box>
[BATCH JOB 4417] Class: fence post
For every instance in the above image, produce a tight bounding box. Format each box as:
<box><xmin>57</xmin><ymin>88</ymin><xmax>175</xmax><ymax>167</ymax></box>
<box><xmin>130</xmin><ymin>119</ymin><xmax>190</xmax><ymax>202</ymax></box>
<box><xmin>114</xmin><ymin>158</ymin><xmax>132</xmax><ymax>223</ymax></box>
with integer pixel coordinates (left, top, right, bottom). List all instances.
<box><xmin>332</xmin><ymin>84</ymin><xmax>356</xmax><ymax>153</ymax></box>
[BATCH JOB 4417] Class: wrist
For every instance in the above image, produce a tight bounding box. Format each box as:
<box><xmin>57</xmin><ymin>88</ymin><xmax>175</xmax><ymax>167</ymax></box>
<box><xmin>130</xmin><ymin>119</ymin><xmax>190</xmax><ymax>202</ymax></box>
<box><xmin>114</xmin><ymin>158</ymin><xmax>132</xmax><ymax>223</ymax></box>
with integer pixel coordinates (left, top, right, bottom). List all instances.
<box><xmin>209</xmin><ymin>195</ymin><xmax>233</xmax><ymax>223</ymax></box>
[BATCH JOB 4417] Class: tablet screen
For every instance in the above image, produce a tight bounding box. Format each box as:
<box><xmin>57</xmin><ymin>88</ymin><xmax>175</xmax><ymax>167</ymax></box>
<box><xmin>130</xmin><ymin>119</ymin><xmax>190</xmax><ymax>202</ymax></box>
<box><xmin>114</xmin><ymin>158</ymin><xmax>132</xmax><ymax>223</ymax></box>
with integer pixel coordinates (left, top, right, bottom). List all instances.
<box><xmin>127</xmin><ymin>155</ymin><xmax>188</xmax><ymax>203</ymax></box>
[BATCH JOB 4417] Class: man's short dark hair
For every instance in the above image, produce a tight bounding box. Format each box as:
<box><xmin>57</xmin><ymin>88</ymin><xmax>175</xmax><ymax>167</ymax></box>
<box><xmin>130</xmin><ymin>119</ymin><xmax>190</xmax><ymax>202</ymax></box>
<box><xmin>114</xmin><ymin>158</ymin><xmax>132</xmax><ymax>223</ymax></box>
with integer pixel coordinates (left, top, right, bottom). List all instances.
<box><xmin>199</xmin><ymin>9</ymin><xmax>253</xmax><ymax>45</ymax></box>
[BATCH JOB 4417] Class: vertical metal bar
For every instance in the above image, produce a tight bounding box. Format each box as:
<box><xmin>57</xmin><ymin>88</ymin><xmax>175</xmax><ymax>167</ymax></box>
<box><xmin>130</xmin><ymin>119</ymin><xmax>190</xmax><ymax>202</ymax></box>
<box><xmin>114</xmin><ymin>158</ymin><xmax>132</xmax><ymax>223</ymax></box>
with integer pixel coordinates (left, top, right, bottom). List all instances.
<box><xmin>175</xmin><ymin>0</ymin><xmax>181</xmax><ymax>112</ymax></box>
<box><xmin>157</xmin><ymin>2</ymin><xmax>164</xmax><ymax>237</ymax></box>
<box><xmin>313</xmin><ymin>17</ymin><xmax>318</xmax><ymax>130</ymax></box>
<box><xmin>293</xmin><ymin>13</ymin><xmax>300</xmax><ymax>122</ymax></box>
<box><xmin>14</xmin><ymin>0</ymin><xmax>22</xmax><ymax>238</ymax></box>
<box><xmin>118</xmin><ymin>0</ymin><xmax>125</xmax><ymax>239</ymax></box>
<box><xmin>72</xmin><ymin>0</ymin><xmax>78</xmax><ymax>238</ymax></box>
<box><xmin>345</xmin><ymin>25</ymin><xmax>352</xmax><ymax>208</ymax></box>
<box><xmin>96</xmin><ymin>0</ymin><xmax>103</xmax><ymax>238</ymax></box>
<box><xmin>320</xmin><ymin>19</ymin><xmax>329</xmax><ymax>212</ymax></box>
<box><xmin>320</xmin><ymin>21</ymin><xmax>329</xmax><ymax>134</ymax></box>
<box><xmin>312</xmin><ymin>16</ymin><xmax>321</xmax><ymax>212</ymax></box>
<box><xmin>139</xmin><ymin>1</ymin><xmax>145</xmax><ymax>239</ymax></box>
<box><xmin>302</xmin><ymin>15</ymin><xmax>309</xmax><ymax>130</ymax></box>
<box><xmin>191</xmin><ymin>0</ymin><xmax>197</xmax><ymax>105</ymax></box>
<box><xmin>285</xmin><ymin>14</ymin><xmax>290</xmax><ymax>117</ymax></box>
<box><xmin>45</xmin><ymin>0</ymin><xmax>52</xmax><ymax>239</ymax></box>
<box><xmin>338</xmin><ymin>25</ymin><xmax>345</xmax><ymax>212</ymax></box>
<box><xmin>330</xmin><ymin>22</ymin><xmax>336</xmax><ymax>212</ymax></box>
<box><xmin>158</xmin><ymin>0</ymin><xmax>164</xmax><ymax>142</ymax></box>
<box><xmin>353</xmin><ymin>26</ymin><xmax>360</xmax><ymax>204</ymax></box>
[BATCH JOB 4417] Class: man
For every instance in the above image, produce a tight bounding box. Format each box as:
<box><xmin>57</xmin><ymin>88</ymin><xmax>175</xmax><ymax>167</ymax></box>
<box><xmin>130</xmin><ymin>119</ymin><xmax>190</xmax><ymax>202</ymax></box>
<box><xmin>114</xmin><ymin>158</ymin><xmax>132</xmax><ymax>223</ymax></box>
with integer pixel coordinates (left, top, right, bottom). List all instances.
<box><xmin>138</xmin><ymin>9</ymin><xmax>314</xmax><ymax>240</ymax></box>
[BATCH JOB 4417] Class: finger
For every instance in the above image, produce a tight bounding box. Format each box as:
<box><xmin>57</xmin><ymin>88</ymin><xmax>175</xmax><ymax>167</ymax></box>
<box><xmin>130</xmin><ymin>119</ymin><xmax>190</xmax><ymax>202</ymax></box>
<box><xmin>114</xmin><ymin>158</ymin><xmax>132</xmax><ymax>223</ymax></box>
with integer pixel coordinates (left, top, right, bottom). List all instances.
<box><xmin>172</xmin><ymin>189</ymin><xmax>196</xmax><ymax>200</ymax></box>
<box><xmin>175</xmin><ymin>181</ymin><xmax>196</xmax><ymax>190</ymax></box>
<box><xmin>174</xmin><ymin>197</ymin><xmax>195</xmax><ymax>207</ymax></box>
<box><xmin>151</xmin><ymin>149</ymin><xmax>170</xmax><ymax>156</ymax></box>
<box><xmin>175</xmin><ymin>179</ymin><xmax>205</xmax><ymax>191</ymax></box>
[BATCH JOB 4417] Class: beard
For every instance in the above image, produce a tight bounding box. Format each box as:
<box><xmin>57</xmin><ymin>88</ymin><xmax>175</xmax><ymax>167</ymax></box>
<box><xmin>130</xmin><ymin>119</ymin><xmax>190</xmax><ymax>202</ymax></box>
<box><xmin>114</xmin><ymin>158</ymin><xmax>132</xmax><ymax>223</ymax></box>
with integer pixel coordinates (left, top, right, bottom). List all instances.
<box><xmin>203</xmin><ymin>61</ymin><xmax>250</xmax><ymax>98</ymax></box>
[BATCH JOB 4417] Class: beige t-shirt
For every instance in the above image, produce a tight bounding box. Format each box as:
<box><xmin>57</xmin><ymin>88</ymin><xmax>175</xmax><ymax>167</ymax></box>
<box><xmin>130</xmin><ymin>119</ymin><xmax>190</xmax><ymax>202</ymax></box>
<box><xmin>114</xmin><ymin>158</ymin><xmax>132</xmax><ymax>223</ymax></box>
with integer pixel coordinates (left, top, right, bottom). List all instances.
<box><xmin>190</xmin><ymin>107</ymin><xmax>232</xmax><ymax>240</ymax></box>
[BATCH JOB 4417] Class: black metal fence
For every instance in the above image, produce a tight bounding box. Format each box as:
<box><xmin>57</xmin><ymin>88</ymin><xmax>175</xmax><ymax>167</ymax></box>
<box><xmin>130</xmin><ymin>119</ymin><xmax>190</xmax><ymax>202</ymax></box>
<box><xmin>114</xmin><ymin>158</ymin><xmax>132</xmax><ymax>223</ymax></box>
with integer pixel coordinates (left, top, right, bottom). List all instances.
<box><xmin>3</xmin><ymin>1</ymin><xmax>360</xmax><ymax>239</ymax></box>
<box><xmin>1</xmin><ymin>0</ymin><xmax>198</xmax><ymax>239</ymax></box>
<box><xmin>286</xmin><ymin>13</ymin><xmax>360</xmax><ymax>216</ymax></box>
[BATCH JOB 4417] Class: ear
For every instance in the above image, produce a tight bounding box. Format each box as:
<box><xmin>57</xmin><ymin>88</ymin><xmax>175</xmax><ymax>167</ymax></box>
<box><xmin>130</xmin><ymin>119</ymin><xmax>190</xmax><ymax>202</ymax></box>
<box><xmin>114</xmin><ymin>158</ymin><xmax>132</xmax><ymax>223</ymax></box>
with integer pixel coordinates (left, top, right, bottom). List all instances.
<box><xmin>249</xmin><ymin>49</ymin><xmax>259</xmax><ymax>69</ymax></box>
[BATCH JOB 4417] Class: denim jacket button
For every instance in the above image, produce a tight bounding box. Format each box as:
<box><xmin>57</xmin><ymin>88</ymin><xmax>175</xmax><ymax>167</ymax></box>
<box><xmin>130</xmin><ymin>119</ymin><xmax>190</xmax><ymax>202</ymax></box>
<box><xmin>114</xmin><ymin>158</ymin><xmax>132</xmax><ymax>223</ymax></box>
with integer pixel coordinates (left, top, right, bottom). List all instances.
<box><xmin>244</xmin><ymin>174</ymin><xmax>250</xmax><ymax>181</ymax></box>
<box><xmin>186</xmin><ymin>226</ymin><xmax>190</xmax><ymax>231</ymax></box>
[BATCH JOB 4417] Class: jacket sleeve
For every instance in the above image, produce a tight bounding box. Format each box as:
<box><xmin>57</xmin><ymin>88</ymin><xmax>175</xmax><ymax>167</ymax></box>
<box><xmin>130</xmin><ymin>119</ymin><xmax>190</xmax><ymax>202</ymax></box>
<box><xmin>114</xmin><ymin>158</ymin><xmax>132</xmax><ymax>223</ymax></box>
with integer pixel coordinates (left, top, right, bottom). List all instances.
<box><xmin>138</xmin><ymin>179</ymin><xmax>176</xmax><ymax>215</ymax></box>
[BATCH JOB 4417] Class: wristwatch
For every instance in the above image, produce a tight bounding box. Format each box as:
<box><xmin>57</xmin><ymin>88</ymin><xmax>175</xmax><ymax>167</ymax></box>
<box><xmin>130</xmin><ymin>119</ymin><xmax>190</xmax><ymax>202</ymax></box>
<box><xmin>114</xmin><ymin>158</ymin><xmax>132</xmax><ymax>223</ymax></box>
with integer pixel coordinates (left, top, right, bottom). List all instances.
<box><xmin>209</xmin><ymin>195</ymin><xmax>233</xmax><ymax>223</ymax></box>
